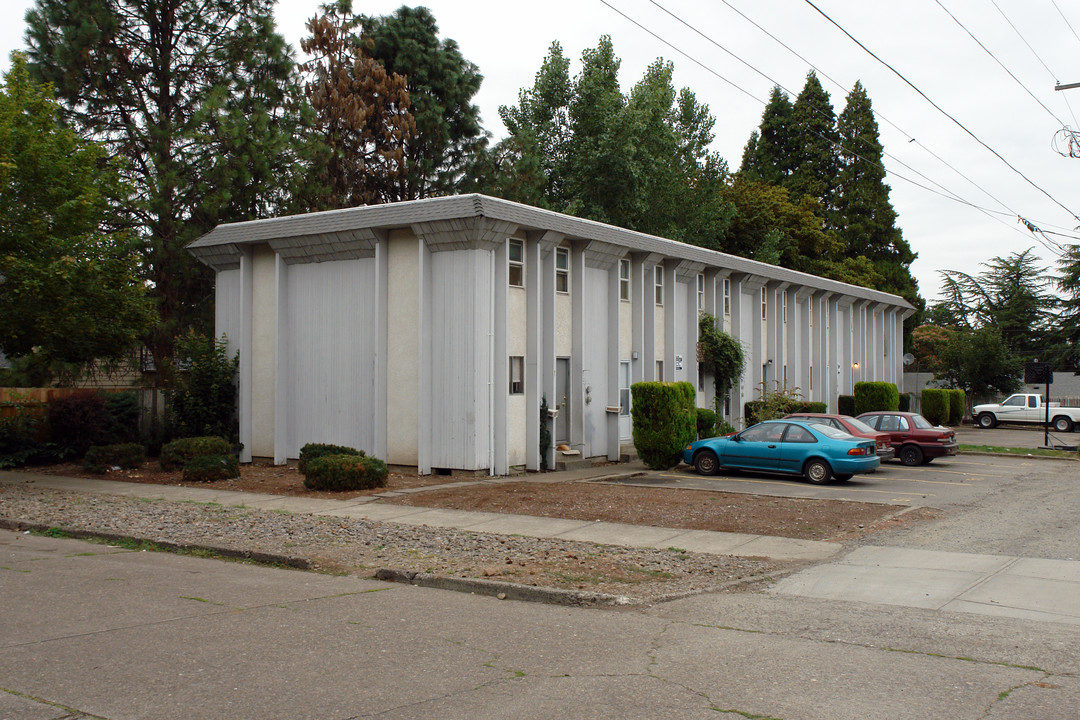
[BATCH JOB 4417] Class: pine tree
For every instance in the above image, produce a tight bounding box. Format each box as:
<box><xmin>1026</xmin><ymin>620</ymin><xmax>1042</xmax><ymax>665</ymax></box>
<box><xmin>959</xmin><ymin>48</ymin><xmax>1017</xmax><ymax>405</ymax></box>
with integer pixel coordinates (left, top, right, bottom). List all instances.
<box><xmin>788</xmin><ymin>72</ymin><xmax>839</xmax><ymax>217</ymax></box>
<box><xmin>363</xmin><ymin>6</ymin><xmax>485</xmax><ymax>200</ymax></box>
<box><xmin>300</xmin><ymin>2</ymin><xmax>414</xmax><ymax>209</ymax></box>
<box><xmin>26</xmin><ymin>0</ymin><xmax>308</xmax><ymax>371</ymax></box>
<box><xmin>739</xmin><ymin>87</ymin><xmax>795</xmax><ymax>185</ymax></box>
<box><xmin>835</xmin><ymin>81</ymin><xmax>919</xmax><ymax>306</ymax></box>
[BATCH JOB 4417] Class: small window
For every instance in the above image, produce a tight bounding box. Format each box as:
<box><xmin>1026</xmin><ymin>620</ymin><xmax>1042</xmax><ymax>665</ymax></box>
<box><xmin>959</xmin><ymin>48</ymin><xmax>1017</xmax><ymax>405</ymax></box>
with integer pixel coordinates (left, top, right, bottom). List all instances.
<box><xmin>723</xmin><ymin>278</ymin><xmax>731</xmax><ymax>316</ymax></box>
<box><xmin>1028</xmin><ymin>396</ymin><xmax>1037</xmax><ymax>408</ymax></box>
<box><xmin>697</xmin><ymin>273</ymin><xmax>705</xmax><ymax>311</ymax></box>
<box><xmin>897</xmin><ymin>416</ymin><xmax>910</xmax><ymax>432</ymax></box>
<box><xmin>782</xmin><ymin>293</ymin><xmax>788</xmax><ymax>324</ymax></box>
<box><xmin>784</xmin><ymin>425</ymin><xmax>816</xmax><ymax>443</ymax></box>
<box><xmin>555</xmin><ymin>247</ymin><xmax>569</xmax><ymax>293</ymax></box>
<box><xmin>619</xmin><ymin>258</ymin><xmax>630</xmax><ymax>301</ymax></box>
<box><xmin>697</xmin><ymin>363</ymin><xmax>705</xmax><ymax>392</ymax></box>
<box><xmin>655</xmin><ymin>265</ymin><xmax>664</xmax><ymax>305</ymax></box>
<box><xmin>656</xmin><ymin>360</ymin><xmax>664</xmax><ymax>381</ymax></box>
<box><xmin>1003</xmin><ymin>396</ymin><xmax>1024</xmax><ymax>407</ymax></box>
<box><xmin>509</xmin><ymin>239</ymin><xmax>523</xmax><ymax>287</ymax></box>
<box><xmin>619</xmin><ymin>361</ymin><xmax>631</xmax><ymax>416</ymax></box>
<box><xmin>509</xmin><ymin>356</ymin><xmax>524</xmax><ymax>394</ymax></box>
<box><xmin>761</xmin><ymin>287</ymin><xmax>767</xmax><ymax>321</ymax></box>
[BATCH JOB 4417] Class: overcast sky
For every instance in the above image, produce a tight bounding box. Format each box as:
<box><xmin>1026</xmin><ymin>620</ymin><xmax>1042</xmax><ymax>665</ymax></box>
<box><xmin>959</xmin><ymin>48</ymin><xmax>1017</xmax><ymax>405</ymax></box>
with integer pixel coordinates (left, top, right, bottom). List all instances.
<box><xmin>3</xmin><ymin>0</ymin><xmax>1078</xmax><ymax>303</ymax></box>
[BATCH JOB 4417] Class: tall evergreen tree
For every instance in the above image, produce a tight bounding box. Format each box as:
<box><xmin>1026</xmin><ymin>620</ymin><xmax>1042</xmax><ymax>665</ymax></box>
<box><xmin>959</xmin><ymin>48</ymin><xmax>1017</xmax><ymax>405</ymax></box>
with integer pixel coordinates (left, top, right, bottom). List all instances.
<box><xmin>1052</xmin><ymin>244</ymin><xmax>1080</xmax><ymax>372</ymax></box>
<box><xmin>835</xmin><ymin>81</ymin><xmax>919</xmax><ymax>307</ymax></box>
<box><xmin>300</xmin><ymin>1</ymin><xmax>414</xmax><ymax>209</ymax></box>
<box><xmin>25</xmin><ymin>0</ymin><xmax>307</xmax><ymax>370</ymax></box>
<box><xmin>788</xmin><ymin>72</ymin><xmax>839</xmax><ymax>217</ymax></box>
<box><xmin>739</xmin><ymin>87</ymin><xmax>795</xmax><ymax>185</ymax></box>
<box><xmin>363</xmin><ymin>5</ymin><xmax>485</xmax><ymax>199</ymax></box>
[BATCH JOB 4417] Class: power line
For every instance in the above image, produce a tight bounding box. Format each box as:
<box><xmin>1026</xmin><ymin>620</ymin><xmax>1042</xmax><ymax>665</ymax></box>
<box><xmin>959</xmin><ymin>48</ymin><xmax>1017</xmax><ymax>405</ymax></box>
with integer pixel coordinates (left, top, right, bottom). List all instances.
<box><xmin>934</xmin><ymin>0</ymin><xmax>1072</xmax><ymax>128</ymax></box>
<box><xmin>640</xmin><ymin>0</ymin><xmax>1068</xmax><ymax>251</ymax></box>
<box><xmin>1051</xmin><ymin>0</ymin><xmax>1080</xmax><ymax>49</ymax></box>
<box><xmin>990</xmin><ymin>0</ymin><xmax>1059</xmax><ymax>81</ymax></box>
<box><xmin>802</xmin><ymin>0</ymin><xmax>1080</xmax><ymax>225</ymax></box>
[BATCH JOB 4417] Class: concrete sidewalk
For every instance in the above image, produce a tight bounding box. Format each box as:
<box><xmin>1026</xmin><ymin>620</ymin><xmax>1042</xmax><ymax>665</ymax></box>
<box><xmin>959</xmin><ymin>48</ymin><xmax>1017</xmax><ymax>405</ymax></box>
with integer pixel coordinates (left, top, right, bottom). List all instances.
<box><xmin>0</xmin><ymin>470</ymin><xmax>842</xmax><ymax>562</ymax></box>
<box><xmin>771</xmin><ymin>545</ymin><xmax>1080</xmax><ymax>626</ymax></box>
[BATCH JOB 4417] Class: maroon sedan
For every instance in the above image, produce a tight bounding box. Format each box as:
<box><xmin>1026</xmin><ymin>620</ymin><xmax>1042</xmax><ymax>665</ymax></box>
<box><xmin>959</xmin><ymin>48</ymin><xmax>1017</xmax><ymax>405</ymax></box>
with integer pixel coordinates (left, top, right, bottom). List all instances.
<box><xmin>856</xmin><ymin>411</ymin><xmax>959</xmax><ymax>466</ymax></box>
<box><xmin>784</xmin><ymin>413</ymin><xmax>895</xmax><ymax>462</ymax></box>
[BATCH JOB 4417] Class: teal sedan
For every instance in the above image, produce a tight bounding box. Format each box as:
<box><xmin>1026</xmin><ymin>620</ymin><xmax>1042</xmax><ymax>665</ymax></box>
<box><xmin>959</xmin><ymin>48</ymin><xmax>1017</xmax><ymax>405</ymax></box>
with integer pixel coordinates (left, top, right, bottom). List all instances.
<box><xmin>683</xmin><ymin>419</ymin><xmax>879</xmax><ymax>484</ymax></box>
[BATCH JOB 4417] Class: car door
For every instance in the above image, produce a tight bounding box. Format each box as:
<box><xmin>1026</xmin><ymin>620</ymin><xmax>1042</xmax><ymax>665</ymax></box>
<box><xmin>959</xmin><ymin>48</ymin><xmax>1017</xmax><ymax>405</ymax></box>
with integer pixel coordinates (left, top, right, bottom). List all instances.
<box><xmin>875</xmin><ymin>414</ymin><xmax>909</xmax><ymax>448</ymax></box>
<box><xmin>725</xmin><ymin>423</ymin><xmax>782</xmax><ymax>471</ymax></box>
<box><xmin>997</xmin><ymin>395</ymin><xmax>1027</xmax><ymax>422</ymax></box>
<box><xmin>778</xmin><ymin>423</ymin><xmax>817</xmax><ymax>474</ymax></box>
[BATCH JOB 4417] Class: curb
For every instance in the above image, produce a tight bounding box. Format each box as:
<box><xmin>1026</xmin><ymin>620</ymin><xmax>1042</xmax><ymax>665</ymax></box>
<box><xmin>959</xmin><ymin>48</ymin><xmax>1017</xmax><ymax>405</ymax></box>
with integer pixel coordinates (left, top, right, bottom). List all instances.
<box><xmin>958</xmin><ymin>450</ymin><xmax>1078</xmax><ymax>461</ymax></box>
<box><xmin>373</xmin><ymin>567</ymin><xmax>636</xmax><ymax>607</ymax></box>
<box><xmin>0</xmin><ymin>518</ymin><xmax>314</xmax><ymax>570</ymax></box>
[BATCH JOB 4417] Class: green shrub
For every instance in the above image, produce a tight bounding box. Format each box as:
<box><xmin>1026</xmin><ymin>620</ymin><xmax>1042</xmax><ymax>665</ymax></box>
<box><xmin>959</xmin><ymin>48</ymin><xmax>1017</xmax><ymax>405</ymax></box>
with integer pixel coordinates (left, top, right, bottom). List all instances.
<box><xmin>302</xmin><ymin>453</ymin><xmax>388</xmax><ymax>491</ymax></box>
<box><xmin>717</xmin><ymin>420</ymin><xmax>737</xmax><ymax>436</ymax></box>
<box><xmin>696</xmin><ymin>408</ymin><xmax>720</xmax><ymax>439</ymax></box>
<box><xmin>946</xmin><ymin>389</ymin><xmax>966</xmax><ymax>425</ymax></box>
<box><xmin>160</xmin><ymin>436</ymin><xmax>232</xmax><ymax>471</ymax></box>
<box><xmin>854</xmin><ymin>382</ymin><xmax>899</xmax><ymax>415</ymax></box>
<box><xmin>83</xmin><ymin>443</ymin><xmax>146</xmax><ymax>473</ymax></box>
<box><xmin>297</xmin><ymin>442</ymin><xmax>364</xmax><ymax>474</ymax></box>
<box><xmin>631</xmin><ymin>381</ymin><xmax>697</xmax><ymax>470</ymax></box>
<box><xmin>166</xmin><ymin>332</ymin><xmax>238</xmax><ymax>440</ymax></box>
<box><xmin>838</xmin><ymin>395</ymin><xmax>856</xmax><ymax>416</ymax></box>
<box><xmin>47</xmin><ymin>391</ymin><xmax>107</xmax><ymax>457</ymax></box>
<box><xmin>898</xmin><ymin>393</ymin><xmax>912</xmax><ymax>412</ymax></box>
<box><xmin>182</xmin><ymin>454</ymin><xmax>240</xmax><ymax>482</ymax></box>
<box><xmin>0</xmin><ymin>402</ymin><xmax>51</xmax><ymax>469</ymax></box>
<box><xmin>921</xmin><ymin>389</ymin><xmax>949</xmax><ymax>426</ymax></box>
<box><xmin>102</xmin><ymin>391</ymin><xmax>143</xmax><ymax>444</ymax></box>
<box><xmin>792</xmin><ymin>401</ymin><xmax>828</xmax><ymax>414</ymax></box>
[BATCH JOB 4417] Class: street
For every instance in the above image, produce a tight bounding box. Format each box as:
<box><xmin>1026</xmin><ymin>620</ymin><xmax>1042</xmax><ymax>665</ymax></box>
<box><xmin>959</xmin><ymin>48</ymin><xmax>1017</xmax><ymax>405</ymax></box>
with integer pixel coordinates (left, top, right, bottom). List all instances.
<box><xmin>2</xmin><ymin>447</ymin><xmax>1079</xmax><ymax>719</ymax></box>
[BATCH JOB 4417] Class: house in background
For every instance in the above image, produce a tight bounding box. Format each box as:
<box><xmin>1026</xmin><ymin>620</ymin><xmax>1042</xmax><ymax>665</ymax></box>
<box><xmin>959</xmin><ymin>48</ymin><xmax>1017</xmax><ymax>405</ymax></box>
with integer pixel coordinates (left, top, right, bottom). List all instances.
<box><xmin>188</xmin><ymin>194</ymin><xmax>915</xmax><ymax>473</ymax></box>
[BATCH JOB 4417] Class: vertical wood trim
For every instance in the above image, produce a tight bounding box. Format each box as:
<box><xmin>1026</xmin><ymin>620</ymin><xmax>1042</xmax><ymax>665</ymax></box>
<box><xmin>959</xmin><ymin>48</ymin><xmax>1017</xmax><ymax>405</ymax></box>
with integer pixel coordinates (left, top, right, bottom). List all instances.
<box><xmin>374</xmin><ymin>239</ymin><xmax>389</xmax><ymax>461</ymax></box>
<box><xmin>418</xmin><ymin>241</ymin><xmax>433</xmax><ymax>475</ymax></box>
<box><xmin>542</xmin><ymin>246</ymin><xmax>557</xmax><ymax>470</ymax></box>
<box><xmin>607</xmin><ymin>263</ymin><xmax>621</xmax><ymax>460</ymax></box>
<box><xmin>663</xmin><ymin>263</ymin><xmax>677</xmax><ymax>376</ymax></box>
<box><xmin>493</xmin><ymin>240</ymin><xmax>509</xmax><ymax>475</ymax></box>
<box><xmin>728</xmin><ymin>276</ymin><xmax>743</xmax><ymax>424</ymax></box>
<box><xmin>273</xmin><ymin>253</ymin><xmax>288</xmax><ymax>465</ymax></box>
<box><xmin>238</xmin><ymin>248</ymin><xmax>253</xmax><ymax>463</ymax></box>
<box><xmin>570</xmin><ymin>243</ymin><xmax>585</xmax><ymax>451</ymax></box>
<box><xmin>525</xmin><ymin>239</ymin><xmax>542</xmax><ymax>471</ymax></box>
<box><xmin>632</xmin><ymin>257</ymin><xmax>647</xmax><ymax>384</ymax></box>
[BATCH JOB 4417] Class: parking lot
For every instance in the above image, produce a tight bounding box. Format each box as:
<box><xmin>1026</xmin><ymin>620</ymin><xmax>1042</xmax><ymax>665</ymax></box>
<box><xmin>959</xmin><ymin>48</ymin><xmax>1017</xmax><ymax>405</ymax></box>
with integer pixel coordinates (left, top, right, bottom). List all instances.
<box><xmin>611</xmin><ymin>425</ymin><xmax>1076</xmax><ymax>509</ymax></box>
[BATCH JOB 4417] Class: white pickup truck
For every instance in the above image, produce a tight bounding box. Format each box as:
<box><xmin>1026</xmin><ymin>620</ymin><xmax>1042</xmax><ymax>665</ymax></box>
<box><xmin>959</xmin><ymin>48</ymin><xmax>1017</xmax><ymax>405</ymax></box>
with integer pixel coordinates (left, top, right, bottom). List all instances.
<box><xmin>972</xmin><ymin>393</ymin><xmax>1080</xmax><ymax>432</ymax></box>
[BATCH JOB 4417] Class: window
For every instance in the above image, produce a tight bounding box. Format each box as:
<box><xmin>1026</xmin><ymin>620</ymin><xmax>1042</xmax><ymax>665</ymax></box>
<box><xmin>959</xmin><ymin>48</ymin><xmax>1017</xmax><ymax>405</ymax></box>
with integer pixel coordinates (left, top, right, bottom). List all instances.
<box><xmin>697</xmin><ymin>273</ymin><xmax>705</xmax><ymax>310</ymax></box>
<box><xmin>723</xmin><ymin>278</ymin><xmax>731</xmax><ymax>316</ymax></box>
<box><xmin>656</xmin><ymin>360</ymin><xmax>664</xmax><ymax>381</ymax></box>
<box><xmin>508</xmin><ymin>239</ymin><xmax>523</xmax><ymax>287</ymax></box>
<box><xmin>761</xmin><ymin>287</ymin><xmax>767</xmax><ymax>320</ymax></box>
<box><xmin>509</xmin><ymin>356</ymin><xmax>524</xmax><ymax>394</ymax></box>
<box><xmin>619</xmin><ymin>361</ymin><xmax>631</xmax><ymax>416</ymax></box>
<box><xmin>655</xmin><ymin>264</ymin><xmax>664</xmax><ymax>305</ymax></box>
<box><xmin>784</xmin><ymin>425</ymin><xmax>816</xmax><ymax>443</ymax></box>
<box><xmin>555</xmin><ymin>247</ymin><xmax>569</xmax><ymax>293</ymax></box>
<box><xmin>1003</xmin><ymin>396</ymin><xmax>1024</xmax><ymax>407</ymax></box>
<box><xmin>697</xmin><ymin>363</ymin><xmax>705</xmax><ymax>392</ymax></box>
<box><xmin>1028</xmin><ymin>396</ymin><xmax>1038</xmax><ymax>408</ymax></box>
<box><xmin>619</xmin><ymin>258</ymin><xmax>630</xmax><ymax>301</ymax></box>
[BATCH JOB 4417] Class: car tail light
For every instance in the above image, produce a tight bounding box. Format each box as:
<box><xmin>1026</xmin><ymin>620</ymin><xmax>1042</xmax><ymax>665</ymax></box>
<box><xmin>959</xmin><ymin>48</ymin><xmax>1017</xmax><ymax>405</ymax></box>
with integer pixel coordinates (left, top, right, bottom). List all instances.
<box><xmin>847</xmin><ymin>447</ymin><xmax>868</xmax><ymax>456</ymax></box>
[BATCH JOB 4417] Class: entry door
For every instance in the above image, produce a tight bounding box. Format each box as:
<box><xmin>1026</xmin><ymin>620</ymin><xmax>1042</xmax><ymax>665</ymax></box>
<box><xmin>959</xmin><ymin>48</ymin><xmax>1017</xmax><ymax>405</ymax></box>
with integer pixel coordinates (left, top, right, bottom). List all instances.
<box><xmin>556</xmin><ymin>357</ymin><xmax>570</xmax><ymax>443</ymax></box>
<box><xmin>619</xmin><ymin>361</ymin><xmax>632</xmax><ymax>440</ymax></box>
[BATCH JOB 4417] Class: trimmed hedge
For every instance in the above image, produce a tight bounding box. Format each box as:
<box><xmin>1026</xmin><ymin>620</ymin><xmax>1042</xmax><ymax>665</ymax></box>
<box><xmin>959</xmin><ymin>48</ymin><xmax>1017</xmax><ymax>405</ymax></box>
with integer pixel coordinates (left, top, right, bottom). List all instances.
<box><xmin>921</xmin><ymin>389</ymin><xmax>949</xmax><ymax>426</ymax></box>
<box><xmin>160</xmin><ymin>436</ymin><xmax>232</xmax><ymax>471</ymax></box>
<box><xmin>696</xmin><ymin>408</ymin><xmax>720</xmax><ymax>439</ymax></box>
<box><xmin>898</xmin><ymin>393</ymin><xmax>912</xmax><ymax>412</ymax></box>
<box><xmin>946</xmin><ymin>389</ymin><xmax>966</xmax><ymax>425</ymax></box>
<box><xmin>744</xmin><ymin>400</ymin><xmax>828</xmax><ymax>426</ymax></box>
<box><xmin>182</xmin><ymin>454</ymin><xmax>240</xmax><ymax>482</ymax></box>
<box><xmin>854</xmin><ymin>381</ymin><xmax>899</xmax><ymax>415</ymax></box>
<box><xmin>838</xmin><ymin>395</ymin><xmax>856</xmax><ymax>417</ymax></box>
<box><xmin>297</xmin><ymin>442</ymin><xmax>364</xmax><ymax>474</ymax></box>
<box><xmin>83</xmin><ymin>443</ymin><xmax>146</xmax><ymax>473</ymax></box>
<box><xmin>47</xmin><ymin>391</ymin><xmax>107</xmax><ymax>457</ymax></box>
<box><xmin>631</xmin><ymin>381</ymin><xmax>697</xmax><ymax>470</ymax></box>
<box><xmin>302</xmin><ymin>453</ymin><xmax>388</xmax><ymax>491</ymax></box>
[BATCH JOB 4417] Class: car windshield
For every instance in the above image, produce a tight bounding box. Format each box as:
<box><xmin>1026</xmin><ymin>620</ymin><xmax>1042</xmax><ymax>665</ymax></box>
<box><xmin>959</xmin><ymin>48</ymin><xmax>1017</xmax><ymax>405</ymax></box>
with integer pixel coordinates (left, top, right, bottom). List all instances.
<box><xmin>843</xmin><ymin>416</ymin><xmax>878</xmax><ymax>434</ymax></box>
<box><xmin>912</xmin><ymin>414</ymin><xmax>934</xmax><ymax>429</ymax></box>
<box><xmin>810</xmin><ymin>423</ymin><xmax>856</xmax><ymax>440</ymax></box>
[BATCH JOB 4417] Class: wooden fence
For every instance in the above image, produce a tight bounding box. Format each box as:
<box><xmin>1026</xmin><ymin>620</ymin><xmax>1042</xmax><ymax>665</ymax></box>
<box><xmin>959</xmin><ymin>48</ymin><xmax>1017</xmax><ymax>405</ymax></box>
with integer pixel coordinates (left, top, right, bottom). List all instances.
<box><xmin>0</xmin><ymin>387</ymin><xmax>165</xmax><ymax>432</ymax></box>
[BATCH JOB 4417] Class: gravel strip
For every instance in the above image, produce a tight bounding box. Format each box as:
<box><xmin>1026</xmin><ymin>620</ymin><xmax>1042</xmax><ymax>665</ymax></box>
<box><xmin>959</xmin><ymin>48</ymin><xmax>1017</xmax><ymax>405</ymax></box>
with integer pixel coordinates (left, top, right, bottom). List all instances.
<box><xmin>0</xmin><ymin>484</ymin><xmax>789</xmax><ymax>604</ymax></box>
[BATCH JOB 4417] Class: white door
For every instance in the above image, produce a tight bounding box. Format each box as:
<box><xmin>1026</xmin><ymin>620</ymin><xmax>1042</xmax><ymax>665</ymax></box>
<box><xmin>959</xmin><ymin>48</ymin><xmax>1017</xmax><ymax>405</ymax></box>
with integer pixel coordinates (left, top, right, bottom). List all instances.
<box><xmin>619</xmin><ymin>361</ymin><xmax>632</xmax><ymax>440</ymax></box>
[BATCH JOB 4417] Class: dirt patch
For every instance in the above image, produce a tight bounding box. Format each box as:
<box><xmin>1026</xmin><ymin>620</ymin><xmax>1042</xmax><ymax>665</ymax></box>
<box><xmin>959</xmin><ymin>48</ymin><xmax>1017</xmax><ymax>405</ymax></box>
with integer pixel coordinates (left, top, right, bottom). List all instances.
<box><xmin>19</xmin><ymin>461</ymin><xmax>443</xmax><ymax>499</ymax></box>
<box><xmin>382</xmin><ymin>480</ymin><xmax>936</xmax><ymax>541</ymax></box>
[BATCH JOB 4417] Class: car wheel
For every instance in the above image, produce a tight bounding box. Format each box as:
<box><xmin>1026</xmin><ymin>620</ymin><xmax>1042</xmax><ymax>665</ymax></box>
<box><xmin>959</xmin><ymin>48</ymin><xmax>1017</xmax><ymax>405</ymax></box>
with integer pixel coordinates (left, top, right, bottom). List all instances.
<box><xmin>1052</xmin><ymin>416</ymin><xmax>1074</xmax><ymax>433</ymax></box>
<box><xmin>977</xmin><ymin>413</ymin><xmax>997</xmax><ymax>429</ymax></box>
<box><xmin>900</xmin><ymin>445</ymin><xmax>924</xmax><ymax>466</ymax></box>
<box><xmin>693</xmin><ymin>449</ymin><xmax>720</xmax><ymax>476</ymax></box>
<box><xmin>804</xmin><ymin>458</ymin><xmax>833</xmax><ymax>484</ymax></box>
<box><xmin>835</xmin><ymin>473</ymin><xmax>853</xmax><ymax>482</ymax></box>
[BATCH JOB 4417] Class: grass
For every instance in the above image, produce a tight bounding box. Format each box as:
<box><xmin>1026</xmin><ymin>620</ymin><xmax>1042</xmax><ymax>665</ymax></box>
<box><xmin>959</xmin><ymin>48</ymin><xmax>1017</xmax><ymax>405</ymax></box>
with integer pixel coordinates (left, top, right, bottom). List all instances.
<box><xmin>960</xmin><ymin>444</ymin><xmax>1075</xmax><ymax>458</ymax></box>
